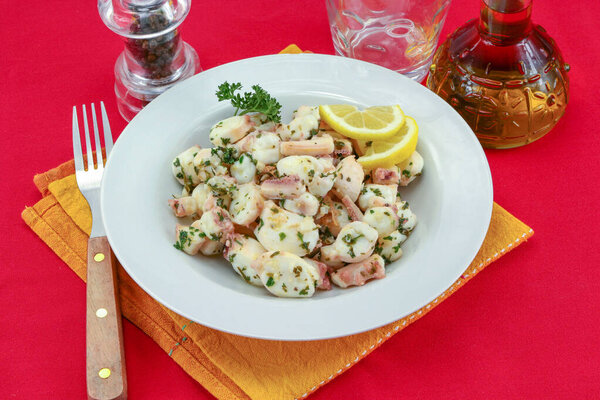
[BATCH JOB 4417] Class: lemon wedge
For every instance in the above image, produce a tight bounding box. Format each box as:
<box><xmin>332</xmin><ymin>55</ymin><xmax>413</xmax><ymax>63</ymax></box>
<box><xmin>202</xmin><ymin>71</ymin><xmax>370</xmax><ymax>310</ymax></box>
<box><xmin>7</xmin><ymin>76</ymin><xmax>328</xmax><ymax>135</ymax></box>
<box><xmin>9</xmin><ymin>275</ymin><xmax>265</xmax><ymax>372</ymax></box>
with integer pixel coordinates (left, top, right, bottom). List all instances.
<box><xmin>319</xmin><ymin>104</ymin><xmax>405</xmax><ymax>140</ymax></box>
<box><xmin>355</xmin><ymin>116</ymin><xmax>418</xmax><ymax>170</ymax></box>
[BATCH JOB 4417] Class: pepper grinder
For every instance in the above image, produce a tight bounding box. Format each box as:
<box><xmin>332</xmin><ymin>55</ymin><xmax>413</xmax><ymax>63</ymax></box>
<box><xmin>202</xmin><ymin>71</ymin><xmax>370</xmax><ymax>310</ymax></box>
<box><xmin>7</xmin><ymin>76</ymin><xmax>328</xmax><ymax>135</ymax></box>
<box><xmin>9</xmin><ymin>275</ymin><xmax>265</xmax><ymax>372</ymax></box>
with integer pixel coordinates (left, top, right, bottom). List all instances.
<box><xmin>99</xmin><ymin>0</ymin><xmax>200</xmax><ymax>121</ymax></box>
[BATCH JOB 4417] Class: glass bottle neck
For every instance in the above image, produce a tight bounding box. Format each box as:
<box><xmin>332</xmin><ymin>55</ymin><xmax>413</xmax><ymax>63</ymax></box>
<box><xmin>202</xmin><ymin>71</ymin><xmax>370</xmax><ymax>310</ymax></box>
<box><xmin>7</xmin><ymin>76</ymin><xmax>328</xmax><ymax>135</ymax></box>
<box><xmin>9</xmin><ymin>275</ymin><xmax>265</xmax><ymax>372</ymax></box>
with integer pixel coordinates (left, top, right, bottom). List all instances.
<box><xmin>479</xmin><ymin>0</ymin><xmax>533</xmax><ymax>45</ymax></box>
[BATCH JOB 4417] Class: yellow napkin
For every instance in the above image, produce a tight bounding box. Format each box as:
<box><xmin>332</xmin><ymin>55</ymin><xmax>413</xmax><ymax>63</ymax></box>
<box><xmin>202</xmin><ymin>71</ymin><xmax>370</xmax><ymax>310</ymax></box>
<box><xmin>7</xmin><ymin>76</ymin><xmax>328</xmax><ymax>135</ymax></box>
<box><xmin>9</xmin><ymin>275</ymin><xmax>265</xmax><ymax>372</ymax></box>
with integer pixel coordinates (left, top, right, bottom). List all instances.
<box><xmin>21</xmin><ymin>45</ymin><xmax>534</xmax><ymax>400</ymax></box>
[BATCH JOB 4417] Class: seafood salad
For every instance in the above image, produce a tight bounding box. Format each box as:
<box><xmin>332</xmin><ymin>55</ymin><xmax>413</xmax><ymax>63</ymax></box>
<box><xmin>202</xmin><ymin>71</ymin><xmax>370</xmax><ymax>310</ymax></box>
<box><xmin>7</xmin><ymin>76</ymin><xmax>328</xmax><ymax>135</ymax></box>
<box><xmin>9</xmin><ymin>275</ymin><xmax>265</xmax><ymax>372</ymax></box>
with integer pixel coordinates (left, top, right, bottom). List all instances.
<box><xmin>168</xmin><ymin>85</ymin><xmax>423</xmax><ymax>298</ymax></box>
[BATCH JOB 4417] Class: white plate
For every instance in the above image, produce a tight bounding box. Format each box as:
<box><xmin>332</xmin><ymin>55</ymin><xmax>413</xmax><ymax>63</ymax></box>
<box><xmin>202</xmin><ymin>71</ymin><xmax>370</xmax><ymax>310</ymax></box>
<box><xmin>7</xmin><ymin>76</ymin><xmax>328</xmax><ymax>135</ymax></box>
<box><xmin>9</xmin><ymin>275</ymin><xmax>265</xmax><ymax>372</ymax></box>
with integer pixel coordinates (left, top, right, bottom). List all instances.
<box><xmin>102</xmin><ymin>54</ymin><xmax>493</xmax><ymax>340</ymax></box>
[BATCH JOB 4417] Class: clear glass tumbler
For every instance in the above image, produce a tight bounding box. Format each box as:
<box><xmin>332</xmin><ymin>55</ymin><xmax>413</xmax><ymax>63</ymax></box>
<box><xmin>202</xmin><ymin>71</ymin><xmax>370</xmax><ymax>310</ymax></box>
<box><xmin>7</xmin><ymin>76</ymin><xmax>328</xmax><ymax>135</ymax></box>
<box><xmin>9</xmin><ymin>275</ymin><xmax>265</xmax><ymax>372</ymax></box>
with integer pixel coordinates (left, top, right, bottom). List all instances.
<box><xmin>326</xmin><ymin>0</ymin><xmax>452</xmax><ymax>82</ymax></box>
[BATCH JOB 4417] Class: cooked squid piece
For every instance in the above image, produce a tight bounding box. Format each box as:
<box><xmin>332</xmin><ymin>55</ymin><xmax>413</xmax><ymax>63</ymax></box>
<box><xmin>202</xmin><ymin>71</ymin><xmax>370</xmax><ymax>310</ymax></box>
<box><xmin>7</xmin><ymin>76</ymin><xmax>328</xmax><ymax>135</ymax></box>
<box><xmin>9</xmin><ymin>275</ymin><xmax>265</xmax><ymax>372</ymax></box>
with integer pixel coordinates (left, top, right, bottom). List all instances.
<box><xmin>341</xmin><ymin>195</ymin><xmax>364</xmax><ymax>222</ymax></box>
<box><xmin>230</xmin><ymin>153</ymin><xmax>257</xmax><ymax>184</ymax></box>
<box><xmin>277</xmin><ymin>106</ymin><xmax>320</xmax><ymax>141</ymax></box>
<box><xmin>375</xmin><ymin>230</ymin><xmax>407</xmax><ymax>263</ymax></box>
<box><xmin>168</xmin><ymin>183</ymin><xmax>211</xmax><ymax>217</ymax></box>
<box><xmin>281</xmin><ymin>192</ymin><xmax>320</xmax><ymax>217</ymax></box>
<box><xmin>229</xmin><ymin>183</ymin><xmax>264</xmax><ymax>226</ymax></box>
<box><xmin>252</xmin><ymin>251</ymin><xmax>320</xmax><ymax>297</ymax></box>
<box><xmin>332</xmin><ymin>137</ymin><xmax>353</xmax><ymax>159</ymax></box>
<box><xmin>324</xmin><ymin>221</ymin><xmax>379</xmax><ymax>263</ymax></box>
<box><xmin>277</xmin><ymin>155</ymin><xmax>336</xmax><ymax>198</ymax></box>
<box><xmin>205</xmin><ymin>175</ymin><xmax>237</xmax><ymax>209</ymax></box>
<box><xmin>316</xmin><ymin>200</ymin><xmax>351</xmax><ymax>237</ymax></box>
<box><xmin>330</xmin><ymin>254</ymin><xmax>386</xmax><ymax>288</ymax></box>
<box><xmin>363</xmin><ymin>206</ymin><xmax>400</xmax><ymax>237</ymax></box>
<box><xmin>260</xmin><ymin>175</ymin><xmax>305</xmax><ymax>199</ymax></box>
<box><xmin>175</xmin><ymin>221</ymin><xmax>223</xmax><ymax>256</ymax></box>
<box><xmin>280</xmin><ymin>135</ymin><xmax>334</xmax><ymax>156</ymax></box>
<box><xmin>251</xmin><ymin>131</ymin><xmax>281</xmax><ymax>164</ymax></box>
<box><xmin>333</xmin><ymin>156</ymin><xmax>364</xmax><ymax>202</ymax></box>
<box><xmin>172</xmin><ymin>145</ymin><xmax>203</xmax><ymax>189</ymax></box>
<box><xmin>303</xmin><ymin>258</ymin><xmax>332</xmax><ymax>290</ymax></box>
<box><xmin>255</xmin><ymin>200</ymin><xmax>319</xmax><ymax>256</ymax></box>
<box><xmin>397</xmin><ymin>151</ymin><xmax>424</xmax><ymax>186</ymax></box>
<box><xmin>209</xmin><ymin>115</ymin><xmax>254</xmax><ymax>146</ymax></box>
<box><xmin>395</xmin><ymin>200</ymin><xmax>417</xmax><ymax>234</ymax></box>
<box><xmin>224</xmin><ymin>234</ymin><xmax>265</xmax><ymax>287</ymax></box>
<box><xmin>198</xmin><ymin>206</ymin><xmax>234</xmax><ymax>243</ymax></box>
<box><xmin>372</xmin><ymin>167</ymin><xmax>400</xmax><ymax>185</ymax></box>
<box><xmin>192</xmin><ymin>148</ymin><xmax>230</xmax><ymax>181</ymax></box>
<box><xmin>357</xmin><ymin>184</ymin><xmax>398</xmax><ymax>211</ymax></box>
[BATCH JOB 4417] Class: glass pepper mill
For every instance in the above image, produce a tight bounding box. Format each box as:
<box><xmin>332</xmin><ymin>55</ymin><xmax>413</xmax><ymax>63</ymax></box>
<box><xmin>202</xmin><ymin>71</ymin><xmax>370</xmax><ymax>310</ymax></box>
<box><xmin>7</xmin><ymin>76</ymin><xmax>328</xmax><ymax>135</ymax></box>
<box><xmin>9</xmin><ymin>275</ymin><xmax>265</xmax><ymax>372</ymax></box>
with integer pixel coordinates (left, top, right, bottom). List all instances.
<box><xmin>427</xmin><ymin>0</ymin><xmax>569</xmax><ymax>148</ymax></box>
<box><xmin>98</xmin><ymin>0</ymin><xmax>200</xmax><ymax>121</ymax></box>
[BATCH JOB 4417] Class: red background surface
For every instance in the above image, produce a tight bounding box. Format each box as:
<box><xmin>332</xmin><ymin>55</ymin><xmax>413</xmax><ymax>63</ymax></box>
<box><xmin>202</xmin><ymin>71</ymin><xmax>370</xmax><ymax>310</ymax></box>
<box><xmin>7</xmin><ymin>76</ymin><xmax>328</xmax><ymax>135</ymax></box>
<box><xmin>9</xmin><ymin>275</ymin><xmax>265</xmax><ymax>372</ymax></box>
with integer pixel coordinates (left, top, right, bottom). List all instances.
<box><xmin>1</xmin><ymin>0</ymin><xmax>599</xmax><ymax>398</ymax></box>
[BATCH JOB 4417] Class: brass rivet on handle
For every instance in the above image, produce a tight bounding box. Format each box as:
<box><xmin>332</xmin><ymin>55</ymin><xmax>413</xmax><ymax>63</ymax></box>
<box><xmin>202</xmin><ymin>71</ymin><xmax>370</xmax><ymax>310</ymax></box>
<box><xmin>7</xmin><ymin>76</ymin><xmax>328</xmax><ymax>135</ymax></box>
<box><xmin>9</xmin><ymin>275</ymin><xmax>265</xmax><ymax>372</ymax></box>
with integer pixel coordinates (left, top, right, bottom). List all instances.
<box><xmin>98</xmin><ymin>368</ymin><xmax>111</xmax><ymax>379</ymax></box>
<box><xmin>96</xmin><ymin>308</ymin><xmax>108</xmax><ymax>318</ymax></box>
<box><xmin>94</xmin><ymin>253</ymin><xmax>105</xmax><ymax>262</ymax></box>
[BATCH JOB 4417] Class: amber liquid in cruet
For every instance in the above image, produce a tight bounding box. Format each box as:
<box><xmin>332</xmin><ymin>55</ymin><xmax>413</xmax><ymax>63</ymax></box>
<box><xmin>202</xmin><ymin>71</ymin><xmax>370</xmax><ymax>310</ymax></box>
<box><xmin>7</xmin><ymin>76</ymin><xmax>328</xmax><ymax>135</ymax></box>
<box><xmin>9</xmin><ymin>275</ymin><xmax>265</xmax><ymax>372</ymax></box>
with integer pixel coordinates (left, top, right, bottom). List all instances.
<box><xmin>427</xmin><ymin>0</ymin><xmax>570</xmax><ymax>148</ymax></box>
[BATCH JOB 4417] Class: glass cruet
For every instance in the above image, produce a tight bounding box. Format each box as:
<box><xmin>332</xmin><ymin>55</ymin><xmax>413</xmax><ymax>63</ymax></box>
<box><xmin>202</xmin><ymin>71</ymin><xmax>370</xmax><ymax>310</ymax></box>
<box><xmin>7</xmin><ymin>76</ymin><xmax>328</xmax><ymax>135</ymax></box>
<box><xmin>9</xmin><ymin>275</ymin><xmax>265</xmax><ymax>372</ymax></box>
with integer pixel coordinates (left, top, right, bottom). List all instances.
<box><xmin>98</xmin><ymin>0</ymin><xmax>200</xmax><ymax>121</ymax></box>
<box><xmin>427</xmin><ymin>0</ymin><xmax>570</xmax><ymax>148</ymax></box>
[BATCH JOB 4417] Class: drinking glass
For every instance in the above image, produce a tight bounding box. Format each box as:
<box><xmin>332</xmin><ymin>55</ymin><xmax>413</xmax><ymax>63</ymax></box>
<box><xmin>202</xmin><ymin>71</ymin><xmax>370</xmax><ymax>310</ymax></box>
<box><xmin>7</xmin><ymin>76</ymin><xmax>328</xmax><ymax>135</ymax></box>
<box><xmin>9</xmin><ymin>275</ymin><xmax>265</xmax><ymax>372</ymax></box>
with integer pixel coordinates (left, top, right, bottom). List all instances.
<box><xmin>326</xmin><ymin>0</ymin><xmax>451</xmax><ymax>82</ymax></box>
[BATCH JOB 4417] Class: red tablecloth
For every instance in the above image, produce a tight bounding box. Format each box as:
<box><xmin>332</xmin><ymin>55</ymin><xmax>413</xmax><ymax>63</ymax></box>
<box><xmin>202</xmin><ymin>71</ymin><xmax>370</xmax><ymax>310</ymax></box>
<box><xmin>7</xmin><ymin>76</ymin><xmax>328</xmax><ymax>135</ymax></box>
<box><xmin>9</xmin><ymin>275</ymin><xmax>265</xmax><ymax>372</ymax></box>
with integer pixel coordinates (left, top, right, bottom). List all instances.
<box><xmin>2</xmin><ymin>0</ymin><xmax>599</xmax><ymax>398</ymax></box>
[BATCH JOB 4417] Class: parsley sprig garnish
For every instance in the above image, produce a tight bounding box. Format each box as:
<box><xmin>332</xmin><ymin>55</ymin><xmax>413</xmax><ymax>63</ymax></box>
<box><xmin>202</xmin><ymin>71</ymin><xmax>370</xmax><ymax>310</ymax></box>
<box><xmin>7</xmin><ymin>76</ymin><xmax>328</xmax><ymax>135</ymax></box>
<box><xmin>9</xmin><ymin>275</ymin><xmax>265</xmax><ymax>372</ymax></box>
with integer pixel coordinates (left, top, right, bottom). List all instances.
<box><xmin>216</xmin><ymin>82</ymin><xmax>282</xmax><ymax>123</ymax></box>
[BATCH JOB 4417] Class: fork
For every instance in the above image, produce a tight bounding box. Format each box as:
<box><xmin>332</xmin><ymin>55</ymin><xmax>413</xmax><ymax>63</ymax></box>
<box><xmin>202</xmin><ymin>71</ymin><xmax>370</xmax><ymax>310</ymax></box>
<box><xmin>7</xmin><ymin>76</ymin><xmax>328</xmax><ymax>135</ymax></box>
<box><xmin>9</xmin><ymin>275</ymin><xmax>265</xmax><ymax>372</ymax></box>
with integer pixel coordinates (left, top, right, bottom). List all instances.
<box><xmin>73</xmin><ymin>102</ymin><xmax>127</xmax><ymax>400</ymax></box>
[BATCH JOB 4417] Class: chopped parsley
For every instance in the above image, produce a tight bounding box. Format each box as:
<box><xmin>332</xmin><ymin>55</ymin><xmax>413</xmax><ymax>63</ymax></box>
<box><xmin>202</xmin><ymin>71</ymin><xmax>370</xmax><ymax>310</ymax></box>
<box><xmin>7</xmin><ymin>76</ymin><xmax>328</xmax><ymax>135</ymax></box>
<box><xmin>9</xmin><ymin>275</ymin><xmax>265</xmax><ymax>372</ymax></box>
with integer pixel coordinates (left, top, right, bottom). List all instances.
<box><xmin>279</xmin><ymin>232</ymin><xmax>287</xmax><ymax>241</ymax></box>
<box><xmin>297</xmin><ymin>232</ymin><xmax>310</xmax><ymax>251</ymax></box>
<box><xmin>266</xmin><ymin>276</ymin><xmax>275</xmax><ymax>287</ymax></box>
<box><xmin>299</xmin><ymin>286</ymin><xmax>309</xmax><ymax>295</ymax></box>
<box><xmin>270</xmin><ymin>251</ymin><xmax>280</xmax><ymax>258</ymax></box>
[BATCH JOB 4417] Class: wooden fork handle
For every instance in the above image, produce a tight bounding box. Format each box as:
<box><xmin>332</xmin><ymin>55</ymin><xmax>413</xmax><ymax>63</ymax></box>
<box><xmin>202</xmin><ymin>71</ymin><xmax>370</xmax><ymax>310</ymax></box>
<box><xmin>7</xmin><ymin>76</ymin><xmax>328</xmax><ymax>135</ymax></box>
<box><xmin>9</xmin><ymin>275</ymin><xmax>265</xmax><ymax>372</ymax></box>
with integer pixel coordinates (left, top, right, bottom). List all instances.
<box><xmin>86</xmin><ymin>236</ymin><xmax>127</xmax><ymax>400</ymax></box>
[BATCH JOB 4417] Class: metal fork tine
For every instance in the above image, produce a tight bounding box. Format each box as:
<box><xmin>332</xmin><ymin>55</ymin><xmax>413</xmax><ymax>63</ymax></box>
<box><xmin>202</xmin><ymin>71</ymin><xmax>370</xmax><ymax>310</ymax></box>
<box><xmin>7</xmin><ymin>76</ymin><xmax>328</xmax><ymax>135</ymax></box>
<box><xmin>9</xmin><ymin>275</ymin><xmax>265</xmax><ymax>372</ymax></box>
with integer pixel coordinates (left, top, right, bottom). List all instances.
<box><xmin>72</xmin><ymin>106</ymin><xmax>84</xmax><ymax>172</ymax></box>
<box><xmin>91</xmin><ymin>103</ymin><xmax>104</xmax><ymax>168</ymax></box>
<box><xmin>100</xmin><ymin>102</ymin><xmax>114</xmax><ymax>157</ymax></box>
<box><xmin>82</xmin><ymin>105</ymin><xmax>94</xmax><ymax>171</ymax></box>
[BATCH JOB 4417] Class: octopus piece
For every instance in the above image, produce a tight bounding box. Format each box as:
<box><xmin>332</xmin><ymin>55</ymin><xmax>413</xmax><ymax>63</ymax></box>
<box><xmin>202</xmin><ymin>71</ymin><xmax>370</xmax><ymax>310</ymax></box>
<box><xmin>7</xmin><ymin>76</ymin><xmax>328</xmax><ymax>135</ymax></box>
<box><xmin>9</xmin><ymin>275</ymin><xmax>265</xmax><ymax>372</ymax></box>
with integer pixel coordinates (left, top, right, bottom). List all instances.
<box><xmin>318</xmin><ymin>244</ymin><xmax>344</xmax><ymax>268</ymax></box>
<box><xmin>260</xmin><ymin>175</ymin><xmax>305</xmax><ymax>200</ymax></box>
<box><xmin>340</xmin><ymin>194</ymin><xmax>364</xmax><ymax>222</ymax></box>
<box><xmin>330</xmin><ymin>254</ymin><xmax>386</xmax><ymax>288</ymax></box>
<box><xmin>397</xmin><ymin>151</ymin><xmax>424</xmax><ymax>186</ymax></box>
<box><xmin>316</xmin><ymin>200</ymin><xmax>351</xmax><ymax>237</ymax></box>
<box><xmin>251</xmin><ymin>131</ymin><xmax>281</xmax><ymax>164</ymax></box>
<box><xmin>191</xmin><ymin>148</ymin><xmax>230</xmax><ymax>182</ymax></box>
<box><xmin>174</xmin><ymin>223</ymin><xmax>205</xmax><ymax>255</ymax></box>
<box><xmin>174</xmin><ymin>221</ymin><xmax>223</xmax><ymax>256</ymax></box>
<box><xmin>363</xmin><ymin>206</ymin><xmax>400</xmax><ymax>237</ymax></box>
<box><xmin>332</xmin><ymin>138</ymin><xmax>353</xmax><ymax>158</ymax></box>
<box><xmin>168</xmin><ymin>183</ymin><xmax>210</xmax><ymax>217</ymax></box>
<box><xmin>209</xmin><ymin>115</ymin><xmax>254</xmax><ymax>146</ymax></box>
<box><xmin>168</xmin><ymin>196</ymin><xmax>197</xmax><ymax>218</ymax></box>
<box><xmin>230</xmin><ymin>153</ymin><xmax>257</xmax><ymax>184</ymax></box>
<box><xmin>198</xmin><ymin>206</ymin><xmax>234</xmax><ymax>243</ymax></box>
<box><xmin>333</xmin><ymin>156</ymin><xmax>364</xmax><ymax>203</ymax></box>
<box><xmin>372</xmin><ymin>167</ymin><xmax>400</xmax><ymax>185</ymax></box>
<box><xmin>357</xmin><ymin>184</ymin><xmax>398</xmax><ymax>211</ymax></box>
<box><xmin>224</xmin><ymin>234</ymin><xmax>265</xmax><ymax>287</ymax></box>
<box><xmin>251</xmin><ymin>251</ymin><xmax>320</xmax><ymax>298</ymax></box>
<box><xmin>331</xmin><ymin>221</ymin><xmax>379</xmax><ymax>263</ymax></box>
<box><xmin>229</xmin><ymin>183</ymin><xmax>264</xmax><ymax>226</ymax></box>
<box><xmin>277</xmin><ymin>106</ymin><xmax>320</xmax><ymax>141</ymax></box>
<box><xmin>276</xmin><ymin>155</ymin><xmax>322</xmax><ymax>185</ymax></box>
<box><xmin>280</xmin><ymin>135</ymin><xmax>334</xmax><ymax>156</ymax></box>
<box><xmin>172</xmin><ymin>145</ymin><xmax>203</xmax><ymax>189</ymax></box>
<box><xmin>395</xmin><ymin>201</ymin><xmax>417</xmax><ymax>234</ymax></box>
<box><xmin>293</xmin><ymin>105</ymin><xmax>320</xmax><ymax>120</ymax></box>
<box><xmin>250</xmin><ymin>113</ymin><xmax>278</xmax><ymax>132</ymax></box>
<box><xmin>281</xmin><ymin>192</ymin><xmax>320</xmax><ymax>217</ymax></box>
<box><xmin>375</xmin><ymin>230</ymin><xmax>407</xmax><ymax>263</ymax></box>
<box><xmin>205</xmin><ymin>175</ymin><xmax>237</xmax><ymax>209</ymax></box>
<box><xmin>303</xmin><ymin>258</ymin><xmax>332</xmax><ymax>290</ymax></box>
<box><xmin>254</xmin><ymin>200</ymin><xmax>319</xmax><ymax>256</ymax></box>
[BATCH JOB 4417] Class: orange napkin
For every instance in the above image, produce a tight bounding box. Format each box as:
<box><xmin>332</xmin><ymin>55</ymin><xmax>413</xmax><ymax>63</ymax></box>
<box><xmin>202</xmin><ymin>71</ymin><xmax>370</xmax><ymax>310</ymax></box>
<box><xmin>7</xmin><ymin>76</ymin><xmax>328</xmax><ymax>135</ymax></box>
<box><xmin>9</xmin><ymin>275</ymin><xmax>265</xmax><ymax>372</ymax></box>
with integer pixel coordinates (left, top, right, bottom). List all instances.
<box><xmin>21</xmin><ymin>45</ymin><xmax>534</xmax><ymax>400</ymax></box>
